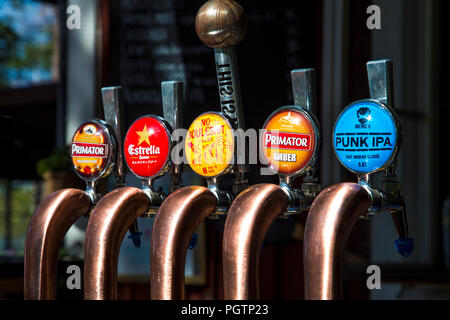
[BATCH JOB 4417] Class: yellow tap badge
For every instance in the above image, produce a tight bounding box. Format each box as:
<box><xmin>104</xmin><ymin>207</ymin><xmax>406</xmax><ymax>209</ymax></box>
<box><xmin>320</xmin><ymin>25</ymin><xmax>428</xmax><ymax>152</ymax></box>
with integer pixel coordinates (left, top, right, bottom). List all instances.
<box><xmin>261</xmin><ymin>107</ymin><xmax>318</xmax><ymax>176</ymax></box>
<box><xmin>185</xmin><ymin>112</ymin><xmax>234</xmax><ymax>177</ymax></box>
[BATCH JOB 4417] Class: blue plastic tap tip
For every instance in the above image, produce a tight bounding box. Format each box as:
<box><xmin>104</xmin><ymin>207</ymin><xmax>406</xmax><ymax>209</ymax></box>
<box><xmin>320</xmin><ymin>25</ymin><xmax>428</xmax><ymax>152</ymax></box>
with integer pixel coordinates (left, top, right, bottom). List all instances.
<box><xmin>128</xmin><ymin>232</ymin><xmax>143</xmax><ymax>248</ymax></box>
<box><xmin>188</xmin><ymin>233</ymin><xmax>198</xmax><ymax>250</ymax></box>
<box><xmin>394</xmin><ymin>237</ymin><xmax>414</xmax><ymax>257</ymax></box>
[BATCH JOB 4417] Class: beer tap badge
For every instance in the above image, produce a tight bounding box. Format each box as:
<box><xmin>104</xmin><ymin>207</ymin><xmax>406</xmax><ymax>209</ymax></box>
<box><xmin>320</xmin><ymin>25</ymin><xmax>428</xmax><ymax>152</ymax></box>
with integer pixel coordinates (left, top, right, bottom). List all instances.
<box><xmin>261</xmin><ymin>107</ymin><xmax>318</xmax><ymax>176</ymax></box>
<box><xmin>71</xmin><ymin>120</ymin><xmax>113</xmax><ymax>181</ymax></box>
<box><xmin>124</xmin><ymin>116</ymin><xmax>171</xmax><ymax>179</ymax></box>
<box><xmin>185</xmin><ymin>112</ymin><xmax>234</xmax><ymax>178</ymax></box>
<box><xmin>333</xmin><ymin>100</ymin><xmax>399</xmax><ymax>174</ymax></box>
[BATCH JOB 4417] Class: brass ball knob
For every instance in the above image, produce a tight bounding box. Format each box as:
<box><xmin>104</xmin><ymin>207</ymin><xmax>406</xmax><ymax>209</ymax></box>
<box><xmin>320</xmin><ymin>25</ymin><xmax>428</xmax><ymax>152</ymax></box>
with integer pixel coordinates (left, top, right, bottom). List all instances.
<box><xmin>195</xmin><ymin>0</ymin><xmax>247</xmax><ymax>48</ymax></box>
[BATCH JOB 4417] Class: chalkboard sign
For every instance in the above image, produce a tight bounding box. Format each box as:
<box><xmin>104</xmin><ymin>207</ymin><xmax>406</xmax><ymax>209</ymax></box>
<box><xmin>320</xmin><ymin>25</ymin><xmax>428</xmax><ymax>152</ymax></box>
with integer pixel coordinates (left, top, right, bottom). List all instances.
<box><xmin>109</xmin><ymin>0</ymin><xmax>319</xmax><ymax>183</ymax></box>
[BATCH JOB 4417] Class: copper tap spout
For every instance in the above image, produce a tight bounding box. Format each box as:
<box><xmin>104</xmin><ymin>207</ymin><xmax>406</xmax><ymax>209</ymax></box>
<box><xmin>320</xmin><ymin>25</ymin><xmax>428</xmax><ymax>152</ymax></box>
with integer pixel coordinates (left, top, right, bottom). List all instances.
<box><xmin>150</xmin><ymin>186</ymin><xmax>217</xmax><ymax>300</ymax></box>
<box><xmin>24</xmin><ymin>189</ymin><xmax>91</xmax><ymax>300</ymax></box>
<box><xmin>222</xmin><ymin>184</ymin><xmax>289</xmax><ymax>300</ymax></box>
<box><xmin>84</xmin><ymin>187</ymin><xmax>150</xmax><ymax>300</ymax></box>
<box><xmin>303</xmin><ymin>183</ymin><xmax>371</xmax><ymax>300</ymax></box>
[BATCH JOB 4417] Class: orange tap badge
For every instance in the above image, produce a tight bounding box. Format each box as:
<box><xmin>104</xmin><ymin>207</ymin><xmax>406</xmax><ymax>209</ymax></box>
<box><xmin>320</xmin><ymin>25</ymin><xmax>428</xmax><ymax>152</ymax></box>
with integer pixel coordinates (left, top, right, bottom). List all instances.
<box><xmin>185</xmin><ymin>112</ymin><xmax>234</xmax><ymax>178</ymax></box>
<box><xmin>261</xmin><ymin>107</ymin><xmax>318</xmax><ymax>176</ymax></box>
<box><xmin>71</xmin><ymin>121</ymin><xmax>113</xmax><ymax>181</ymax></box>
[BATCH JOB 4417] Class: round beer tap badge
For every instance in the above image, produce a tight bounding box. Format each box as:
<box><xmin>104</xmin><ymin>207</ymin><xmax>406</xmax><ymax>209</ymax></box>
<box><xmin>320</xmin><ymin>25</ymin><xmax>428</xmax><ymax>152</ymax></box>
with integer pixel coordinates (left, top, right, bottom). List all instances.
<box><xmin>71</xmin><ymin>120</ymin><xmax>113</xmax><ymax>181</ymax></box>
<box><xmin>333</xmin><ymin>100</ymin><xmax>399</xmax><ymax>174</ymax></box>
<box><xmin>185</xmin><ymin>112</ymin><xmax>234</xmax><ymax>178</ymax></box>
<box><xmin>124</xmin><ymin>116</ymin><xmax>171</xmax><ymax>179</ymax></box>
<box><xmin>261</xmin><ymin>107</ymin><xmax>318</xmax><ymax>176</ymax></box>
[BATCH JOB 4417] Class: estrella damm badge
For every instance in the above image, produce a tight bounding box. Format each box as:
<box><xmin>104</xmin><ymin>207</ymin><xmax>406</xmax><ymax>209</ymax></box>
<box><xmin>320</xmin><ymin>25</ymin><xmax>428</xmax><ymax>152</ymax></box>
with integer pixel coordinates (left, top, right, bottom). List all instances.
<box><xmin>124</xmin><ymin>116</ymin><xmax>171</xmax><ymax>179</ymax></box>
<box><xmin>261</xmin><ymin>107</ymin><xmax>318</xmax><ymax>176</ymax></box>
<box><xmin>185</xmin><ymin>112</ymin><xmax>234</xmax><ymax>178</ymax></box>
<box><xmin>71</xmin><ymin>120</ymin><xmax>113</xmax><ymax>181</ymax></box>
<box><xmin>333</xmin><ymin>100</ymin><xmax>399</xmax><ymax>174</ymax></box>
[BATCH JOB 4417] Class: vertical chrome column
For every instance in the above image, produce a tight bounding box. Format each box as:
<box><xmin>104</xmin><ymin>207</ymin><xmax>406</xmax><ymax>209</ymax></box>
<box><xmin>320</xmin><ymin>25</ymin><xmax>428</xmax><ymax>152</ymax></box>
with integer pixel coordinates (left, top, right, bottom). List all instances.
<box><xmin>102</xmin><ymin>86</ymin><xmax>127</xmax><ymax>187</ymax></box>
<box><xmin>162</xmin><ymin>81</ymin><xmax>184</xmax><ymax>192</ymax></box>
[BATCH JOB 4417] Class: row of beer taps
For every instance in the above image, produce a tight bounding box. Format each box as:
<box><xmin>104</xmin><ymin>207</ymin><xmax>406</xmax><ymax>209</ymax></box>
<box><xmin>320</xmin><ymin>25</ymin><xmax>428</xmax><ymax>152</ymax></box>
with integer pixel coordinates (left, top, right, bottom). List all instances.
<box><xmin>23</xmin><ymin>0</ymin><xmax>413</xmax><ymax>300</ymax></box>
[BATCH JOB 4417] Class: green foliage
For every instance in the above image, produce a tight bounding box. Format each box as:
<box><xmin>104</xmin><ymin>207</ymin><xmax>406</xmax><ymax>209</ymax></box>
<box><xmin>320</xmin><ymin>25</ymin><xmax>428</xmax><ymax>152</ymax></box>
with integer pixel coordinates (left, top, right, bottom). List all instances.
<box><xmin>0</xmin><ymin>1</ymin><xmax>55</xmax><ymax>88</ymax></box>
<box><xmin>36</xmin><ymin>146</ymin><xmax>72</xmax><ymax>177</ymax></box>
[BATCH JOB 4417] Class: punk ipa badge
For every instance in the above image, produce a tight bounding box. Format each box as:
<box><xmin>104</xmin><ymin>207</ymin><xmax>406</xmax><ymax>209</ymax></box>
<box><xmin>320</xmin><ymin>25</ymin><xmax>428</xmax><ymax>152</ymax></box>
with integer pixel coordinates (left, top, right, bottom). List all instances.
<box><xmin>333</xmin><ymin>100</ymin><xmax>400</xmax><ymax>174</ymax></box>
<box><xmin>124</xmin><ymin>116</ymin><xmax>172</xmax><ymax>179</ymax></box>
<box><xmin>185</xmin><ymin>112</ymin><xmax>234</xmax><ymax>178</ymax></box>
<box><xmin>261</xmin><ymin>107</ymin><xmax>319</xmax><ymax>176</ymax></box>
<box><xmin>71</xmin><ymin>120</ymin><xmax>115</xmax><ymax>181</ymax></box>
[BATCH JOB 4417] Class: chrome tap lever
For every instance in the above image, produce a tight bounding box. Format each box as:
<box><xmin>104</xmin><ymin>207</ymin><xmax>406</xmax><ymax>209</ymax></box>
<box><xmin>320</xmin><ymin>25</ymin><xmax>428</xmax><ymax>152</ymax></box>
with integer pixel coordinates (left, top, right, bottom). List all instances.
<box><xmin>162</xmin><ymin>81</ymin><xmax>184</xmax><ymax>193</ymax></box>
<box><xmin>161</xmin><ymin>81</ymin><xmax>183</xmax><ymax>132</ymax></box>
<box><xmin>291</xmin><ymin>68</ymin><xmax>321</xmax><ymax>197</ymax></box>
<box><xmin>367</xmin><ymin>59</ymin><xmax>394</xmax><ymax>108</ymax></box>
<box><xmin>291</xmin><ymin>68</ymin><xmax>316</xmax><ymax>113</ymax></box>
<box><xmin>102</xmin><ymin>86</ymin><xmax>142</xmax><ymax>247</ymax></box>
<box><xmin>102</xmin><ymin>86</ymin><xmax>127</xmax><ymax>187</ymax></box>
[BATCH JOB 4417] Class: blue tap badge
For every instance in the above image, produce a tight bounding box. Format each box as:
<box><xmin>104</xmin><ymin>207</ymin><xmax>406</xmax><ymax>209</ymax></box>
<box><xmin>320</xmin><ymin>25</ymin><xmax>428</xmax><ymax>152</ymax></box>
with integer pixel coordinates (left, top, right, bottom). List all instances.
<box><xmin>333</xmin><ymin>100</ymin><xmax>399</xmax><ymax>174</ymax></box>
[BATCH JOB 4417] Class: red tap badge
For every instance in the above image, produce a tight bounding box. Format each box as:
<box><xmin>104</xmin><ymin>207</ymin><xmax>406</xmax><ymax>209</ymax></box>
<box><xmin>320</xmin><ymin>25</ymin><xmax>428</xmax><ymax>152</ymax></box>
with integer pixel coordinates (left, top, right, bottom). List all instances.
<box><xmin>71</xmin><ymin>120</ymin><xmax>114</xmax><ymax>181</ymax></box>
<box><xmin>124</xmin><ymin>116</ymin><xmax>171</xmax><ymax>179</ymax></box>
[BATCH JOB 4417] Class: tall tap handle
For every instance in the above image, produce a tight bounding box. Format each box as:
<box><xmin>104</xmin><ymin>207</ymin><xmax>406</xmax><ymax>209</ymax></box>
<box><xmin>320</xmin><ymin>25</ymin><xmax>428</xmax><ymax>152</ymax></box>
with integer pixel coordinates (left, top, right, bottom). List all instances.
<box><xmin>101</xmin><ymin>86</ymin><xmax>127</xmax><ymax>187</ymax></box>
<box><xmin>195</xmin><ymin>0</ymin><xmax>247</xmax><ymax>48</ymax></box>
<box><xmin>291</xmin><ymin>68</ymin><xmax>316</xmax><ymax>113</ymax></box>
<box><xmin>366</xmin><ymin>59</ymin><xmax>394</xmax><ymax>108</ymax></box>
<box><xmin>102</xmin><ymin>87</ymin><xmax>141</xmax><ymax>248</ymax></box>
<box><xmin>161</xmin><ymin>81</ymin><xmax>183</xmax><ymax>131</ymax></box>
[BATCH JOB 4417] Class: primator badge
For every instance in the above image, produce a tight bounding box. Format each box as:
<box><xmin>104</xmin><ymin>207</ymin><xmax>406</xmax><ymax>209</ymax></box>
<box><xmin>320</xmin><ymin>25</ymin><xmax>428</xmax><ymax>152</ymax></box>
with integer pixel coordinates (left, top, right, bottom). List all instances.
<box><xmin>261</xmin><ymin>107</ymin><xmax>318</xmax><ymax>176</ymax></box>
<box><xmin>124</xmin><ymin>116</ymin><xmax>171</xmax><ymax>179</ymax></box>
<box><xmin>71</xmin><ymin>120</ymin><xmax>113</xmax><ymax>181</ymax></box>
<box><xmin>333</xmin><ymin>100</ymin><xmax>399</xmax><ymax>174</ymax></box>
<box><xmin>185</xmin><ymin>112</ymin><xmax>234</xmax><ymax>178</ymax></box>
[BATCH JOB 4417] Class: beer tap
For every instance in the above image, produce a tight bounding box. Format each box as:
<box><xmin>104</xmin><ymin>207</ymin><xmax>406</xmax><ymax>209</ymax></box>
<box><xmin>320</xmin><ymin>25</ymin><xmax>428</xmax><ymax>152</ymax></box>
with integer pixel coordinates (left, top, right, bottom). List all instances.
<box><xmin>83</xmin><ymin>82</ymin><xmax>182</xmax><ymax>300</ymax></box>
<box><xmin>304</xmin><ymin>59</ymin><xmax>413</xmax><ymax>300</ymax></box>
<box><xmin>222</xmin><ymin>68</ymin><xmax>321</xmax><ymax>299</ymax></box>
<box><xmin>149</xmin><ymin>0</ymin><xmax>252</xmax><ymax>300</ymax></box>
<box><xmin>23</xmin><ymin>86</ymin><xmax>127</xmax><ymax>299</ymax></box>
<box><xmin>150</xmin><ymin>107</ymin><xmax>236</xmax><ymax>300</ymax></box>
<box><xmin>195</xmin><ymin>0</ymin><xmax>249</xmax><ymax>195</ymax></box>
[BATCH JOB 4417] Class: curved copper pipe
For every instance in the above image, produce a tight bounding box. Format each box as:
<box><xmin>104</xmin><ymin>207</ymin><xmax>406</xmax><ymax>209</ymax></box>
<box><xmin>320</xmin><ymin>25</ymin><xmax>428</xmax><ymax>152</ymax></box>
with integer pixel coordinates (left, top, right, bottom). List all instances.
<box><xmin>24</xmin><ymin>189</ymin><xmax>91</xmax><ymax>300</ymax></box>
<box><xmin>150</xmin><ymin>186</ymin><xmax>217</xmax><ymax>300</ymax></box>
<box><xmin>84</xmin><ymin>187</ymin><xmax>150</xmax><ymax>300</ymax></box>
<box><xmin>222</xmin><ymin>183</ymin><xmax>289</xmax><ymax>300</ymax></box>
<box><xmin>304</xmin><ymin>183</ymin><xmax>371</xmax><ymax>300</ymax></box>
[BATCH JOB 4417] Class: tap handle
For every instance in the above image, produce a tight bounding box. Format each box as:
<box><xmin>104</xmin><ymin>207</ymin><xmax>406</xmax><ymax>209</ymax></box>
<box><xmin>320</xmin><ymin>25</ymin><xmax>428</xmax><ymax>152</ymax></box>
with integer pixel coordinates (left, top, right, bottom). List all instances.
<box><xmin>366</xmin><ymin>59</ymin><xmax>394</xmax><ymax>108</ymax></box>
<box><xmin>101</xmin><ymin>86</ymin><xmax>127</xmax><ymax>187</ymax></box>
<box><xmin>161</xmin><ymin>81</ymin><xmax>184</xmax><ymax>131</ymax></box>
<box><xmin>291</xmin><ymin>68</ymin><xmax>316</xmax><ymax>113</ymax></box>
<box><xmin>161</xmin><ymin>81</ymin><xmax>184</xmax><ymax>192</ymax></box>
<box><xmin>195</xmin><ymin>0</ymin><xmax>247</xmax><ymax>49</ymax></box>
<box><xmin>196</xmin><ymin>0</ymin><xmax>248</xmax><ymax>180</ymax></box>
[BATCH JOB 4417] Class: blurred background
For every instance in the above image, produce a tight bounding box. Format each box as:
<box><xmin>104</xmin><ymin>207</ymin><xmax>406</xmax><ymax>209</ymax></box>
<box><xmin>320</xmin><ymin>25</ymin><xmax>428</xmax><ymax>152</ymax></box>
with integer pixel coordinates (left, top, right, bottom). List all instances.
<box><xmin>0</xmin><ymin>0</ymin><xmax>448</xmax><ymax>300</ymax></box>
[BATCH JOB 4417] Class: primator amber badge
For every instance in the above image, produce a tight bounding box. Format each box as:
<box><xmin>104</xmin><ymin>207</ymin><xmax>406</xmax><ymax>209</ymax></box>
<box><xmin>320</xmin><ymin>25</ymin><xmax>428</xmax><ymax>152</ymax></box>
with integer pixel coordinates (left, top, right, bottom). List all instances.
<box><xmin>185</xmin><ymin>112</ymin><xmax>235</xmax><ymax>178</ymax></box>
<box><xmin>71</xmin><ymin>120</ymin><xmax>115</xmax><ymax>181</ymax></box>
<box><xmin>261</xmin><ymin>107</ymin><xmax>319</xmax><ymax>176</ymax></box>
